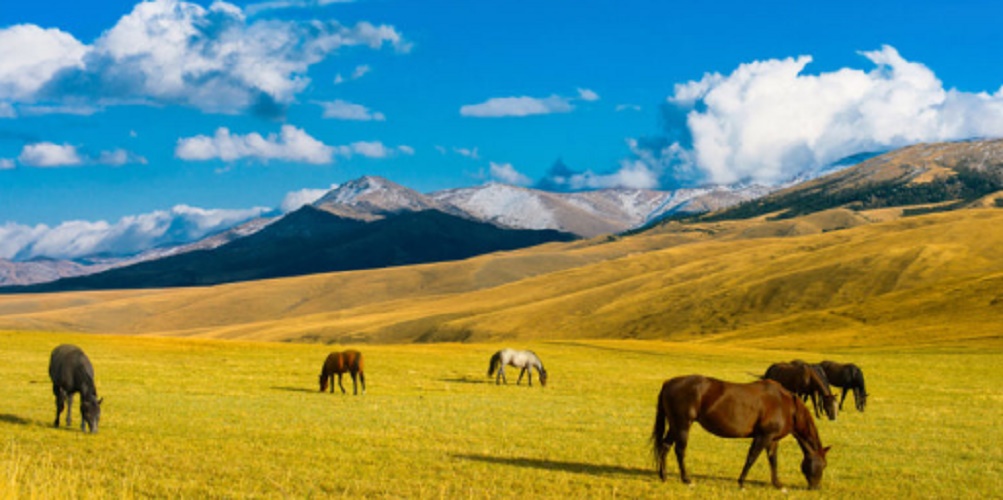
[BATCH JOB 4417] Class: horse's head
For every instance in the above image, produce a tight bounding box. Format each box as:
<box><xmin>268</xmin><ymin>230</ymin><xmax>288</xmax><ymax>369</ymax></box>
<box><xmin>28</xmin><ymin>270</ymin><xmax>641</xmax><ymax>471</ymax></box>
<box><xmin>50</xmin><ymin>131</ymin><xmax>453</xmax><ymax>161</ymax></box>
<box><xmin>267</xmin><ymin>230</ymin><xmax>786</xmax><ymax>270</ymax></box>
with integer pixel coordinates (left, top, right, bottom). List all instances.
<box><xmin>539</xmin><ymin>369</ymin><xmax>548</xmax><ymax>387</ymax></box>
<box><xmin>81</xmin><ymin>396</ymin><xmax>102</xmax><ymax>434</ymax></box>
<box><xmin>800</xmin><ymin>445</ymin><xmax>830</xmax><ymax>490</ymax></box>
<box><xmin>319</xmin><ymin>373</ymin><xmax>328</xmax><ymax>392</ymax></box>
<box><xmin>857</xmin><ymin>392</ymin><xmax>868</xmax><ymax>412</ymax></box>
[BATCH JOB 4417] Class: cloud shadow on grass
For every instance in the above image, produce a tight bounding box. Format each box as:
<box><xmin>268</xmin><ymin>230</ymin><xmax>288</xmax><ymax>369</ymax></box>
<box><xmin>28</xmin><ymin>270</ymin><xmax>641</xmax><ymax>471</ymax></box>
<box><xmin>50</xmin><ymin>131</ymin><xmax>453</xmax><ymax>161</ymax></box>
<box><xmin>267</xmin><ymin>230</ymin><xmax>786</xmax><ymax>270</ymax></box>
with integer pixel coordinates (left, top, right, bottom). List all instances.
<box><xmin>438</xmin><ymin>377</ymin><xmax>491</xmax><ymax>385</ymax></box>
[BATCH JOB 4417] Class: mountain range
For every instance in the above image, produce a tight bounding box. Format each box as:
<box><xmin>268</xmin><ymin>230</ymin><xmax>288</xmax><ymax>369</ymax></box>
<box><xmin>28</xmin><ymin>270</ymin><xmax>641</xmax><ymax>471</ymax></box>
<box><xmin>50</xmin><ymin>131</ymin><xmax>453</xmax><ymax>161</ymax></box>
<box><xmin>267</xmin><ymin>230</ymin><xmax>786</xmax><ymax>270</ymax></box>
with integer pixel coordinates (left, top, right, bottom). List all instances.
<box><xmin>0</xmin><ymin>176</ymin><xmax>768</xmax><ymax>287</ymax></box>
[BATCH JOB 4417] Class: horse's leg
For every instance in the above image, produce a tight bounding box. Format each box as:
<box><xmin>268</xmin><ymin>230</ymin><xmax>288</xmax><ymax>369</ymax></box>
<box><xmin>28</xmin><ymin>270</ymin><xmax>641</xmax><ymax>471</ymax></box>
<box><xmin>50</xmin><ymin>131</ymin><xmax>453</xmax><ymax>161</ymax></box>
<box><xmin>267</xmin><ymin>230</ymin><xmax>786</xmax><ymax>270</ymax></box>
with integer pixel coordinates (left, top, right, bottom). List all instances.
<box><xmin>65</xmin><ymin>392</ymin><xmax>74</xmax><ymax>427</ymax></box>
<box><xmin>359</xmin><ymin>371</ymin><xmax>366</xmax><ymax>394</ymax></box>
<box><xmin>53</xmin><ymin>387</ymin><xmax>65</xmax><ymax>428</ymax></box>
<box><xmin>739</xmin><ymin>435</ymin><xmax>771</xmax><ymax>488</ymax></box>
<box><xmin>766</xmin><ymin>439</ymin><xmax>783</xmax><ymax>489</ymax></box>
<box><xmin>350</xmin><ymin>371</ymin><xmax>358</xmax><ymax>395</ymax></box>
<box><xmin>809</xmin><ymin>391</ymin><xmax>821</xmax><ymax>419</ymax></box>
<box><xmin>517</xmin><ymin>366</ymin><xmax>526</xmax><ymax>385</ymax></box>
<box><xmin>497</xmin><ymin>366</ymin><xmax>506</xmax><ymax>385</ymax></box>
<box><xmin>337</xmin><ymin>373</ymin><xmax>347</xmax><ymax>394</ymax></box>
<box><xmin>672</xmin><ymin>426</ymin><xmax>691</xmax><ymax>484</ymax></box>
<box><xmin>328</xmin><ymin>374</ymin><xmax>335</xmax><ymax>393</ymax></box>
<box><xmin>839</xmin><ymin>387</ymin><xmax>850</xmax><ymax>410</ymax></box>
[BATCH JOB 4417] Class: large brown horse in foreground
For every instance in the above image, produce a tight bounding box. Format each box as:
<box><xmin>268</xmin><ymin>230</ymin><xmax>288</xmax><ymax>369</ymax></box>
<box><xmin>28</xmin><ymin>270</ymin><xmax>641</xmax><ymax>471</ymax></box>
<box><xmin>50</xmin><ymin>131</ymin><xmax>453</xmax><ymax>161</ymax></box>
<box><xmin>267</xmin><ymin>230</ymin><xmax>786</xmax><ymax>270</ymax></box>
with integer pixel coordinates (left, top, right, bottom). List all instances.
<box><xmin>652</xmin><ymin>375</ymin><xmax>830</xmax><ymax>490</ymax></box>
<box><xmin>319</xmin><ymin>350</ymin><xmax>366</xmax><ymax>395</ymax></box>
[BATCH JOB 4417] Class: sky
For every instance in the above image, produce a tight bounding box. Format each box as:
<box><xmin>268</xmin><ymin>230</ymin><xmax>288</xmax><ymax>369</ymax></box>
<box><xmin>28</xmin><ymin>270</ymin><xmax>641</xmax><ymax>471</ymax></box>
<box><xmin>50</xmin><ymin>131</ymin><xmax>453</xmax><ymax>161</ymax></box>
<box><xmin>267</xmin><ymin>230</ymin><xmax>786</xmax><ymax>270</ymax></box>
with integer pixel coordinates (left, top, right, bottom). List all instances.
<box><xmin>3</xmin><ymin>0</ymin><xmax>1003</xmax><ymax>260</ymax></box>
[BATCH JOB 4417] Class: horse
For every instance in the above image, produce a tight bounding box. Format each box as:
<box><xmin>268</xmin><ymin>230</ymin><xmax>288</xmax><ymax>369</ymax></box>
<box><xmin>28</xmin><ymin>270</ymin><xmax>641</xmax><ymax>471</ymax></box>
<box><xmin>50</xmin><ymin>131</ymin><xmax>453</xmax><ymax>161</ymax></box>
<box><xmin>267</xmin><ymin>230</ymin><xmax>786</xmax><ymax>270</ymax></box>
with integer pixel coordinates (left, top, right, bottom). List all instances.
<box><xmin>487</xmin><ymin>348</ymin><xmax>547</xmax><ymax>387</ymax></box>
<box><xmin>48</xmin><ymin>344</ymin><xmax>103</xmax><ymax>433</ymax></box>
<box><xmin>763</xmin><ymin>362</ymin><xmax>837</xmax><ymax>421</ymax></box>
<box><xmin>651</xmin><ymin>375</ymin><xmax>830</xmax><ymax>490</ymax></box>
<box><xmin>820</xmin><ymin>361</ymin><xmax>868</xmax><ymax>412</ymax></box>
<box><xmin>319</xmin><ymin>350</ymin><xmax>366</xmax><ymax>395</ymax></box>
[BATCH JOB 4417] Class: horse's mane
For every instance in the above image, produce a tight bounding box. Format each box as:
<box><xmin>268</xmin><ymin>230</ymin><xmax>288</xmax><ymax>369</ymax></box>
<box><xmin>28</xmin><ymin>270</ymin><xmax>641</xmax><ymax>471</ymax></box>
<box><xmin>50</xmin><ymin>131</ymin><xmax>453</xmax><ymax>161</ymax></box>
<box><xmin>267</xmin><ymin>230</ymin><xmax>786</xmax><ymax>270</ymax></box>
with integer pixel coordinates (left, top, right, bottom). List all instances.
<box><xmin>791</xmin><ymin>396</ymin><xmax>822</xmax><ymax>454</ymax></box>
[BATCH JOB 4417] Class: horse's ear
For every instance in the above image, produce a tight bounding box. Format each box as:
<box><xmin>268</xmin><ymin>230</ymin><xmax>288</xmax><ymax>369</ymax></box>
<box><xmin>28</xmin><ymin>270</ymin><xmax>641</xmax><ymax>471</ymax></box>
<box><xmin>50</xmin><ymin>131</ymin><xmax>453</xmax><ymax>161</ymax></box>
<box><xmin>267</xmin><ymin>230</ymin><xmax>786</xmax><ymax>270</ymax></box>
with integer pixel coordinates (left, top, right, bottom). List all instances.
<box><xmin>98</xmin><ymin>397</ymin><xmax>104</xmax><ymax>405</ymax></box>
<box><xmin>822</xmin><ymin>445</ymin><xmax>832</xmax><ymax>456</ymax></box>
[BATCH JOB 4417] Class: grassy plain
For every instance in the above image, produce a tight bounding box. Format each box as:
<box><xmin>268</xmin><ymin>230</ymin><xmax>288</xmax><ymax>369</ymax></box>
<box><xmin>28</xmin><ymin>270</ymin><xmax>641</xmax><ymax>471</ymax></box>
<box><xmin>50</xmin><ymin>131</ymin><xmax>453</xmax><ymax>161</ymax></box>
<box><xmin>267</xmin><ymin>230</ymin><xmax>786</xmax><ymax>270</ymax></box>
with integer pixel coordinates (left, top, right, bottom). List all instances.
<box><xmin>1</xmin><ymin>330</ymin><xmax>1000</xmax><ymax>498</ymax></box>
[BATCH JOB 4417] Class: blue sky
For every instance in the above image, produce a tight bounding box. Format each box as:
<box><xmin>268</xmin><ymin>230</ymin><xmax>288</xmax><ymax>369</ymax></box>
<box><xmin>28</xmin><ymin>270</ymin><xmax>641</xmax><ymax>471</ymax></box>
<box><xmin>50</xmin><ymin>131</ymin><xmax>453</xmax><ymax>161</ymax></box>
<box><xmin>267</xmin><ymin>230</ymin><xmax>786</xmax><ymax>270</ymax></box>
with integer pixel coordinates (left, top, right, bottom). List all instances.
<box><xmin>3</xmin><ymin>0</ymin><xmax>1003</xmax><ymax>259</ymax></box>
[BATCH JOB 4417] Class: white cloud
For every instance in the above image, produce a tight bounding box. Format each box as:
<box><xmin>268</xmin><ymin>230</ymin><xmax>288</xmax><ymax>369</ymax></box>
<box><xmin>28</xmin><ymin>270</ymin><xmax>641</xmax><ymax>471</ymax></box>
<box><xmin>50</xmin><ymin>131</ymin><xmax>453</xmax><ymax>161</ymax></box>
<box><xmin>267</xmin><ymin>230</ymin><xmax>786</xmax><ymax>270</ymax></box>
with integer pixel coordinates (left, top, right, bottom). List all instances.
<box><xmin>0</xmin><ymin>158</ymin><xmax>14</xmax><ymax>169</ymax></box>
<box><xmin>17</xmin><ymin>142</ymin><xmax>148</xmax><ymax>168</ymax></box>
<box><xmin>281</xmin><ymin>184</ymin><xmax>337</xmax><ymax>212</ymax></box>
<box><xmin>665</xmin><ymin>45</ymin><xmax>1003</xmax><ymax>185</ymax></box>
<box><xmin>0</xmin><ymin>102</ymin><xmax>15</xmax><ymax>118</ymax></box>
<box><xmin>461</xmin><ymin>95</ymin><xmax>574</xmax><ymax>118</ymax></box>
<box><xmin>319</xmin><ymin>99</ymin><xmax>386</xmax><ymax>121</ymax></box>
<box><xmin>18</xmin><ymin>143</ymin><xmax>83</xmax><ymax>167</ymax></box>
<box><xmin>0</xmin><ymin>0</ymin><xmax>407</xmax><ymax>115</ymax></box>
<box><xmin>577</xmin><ymin>88</ymin><xmax>600</xmax><ymax>101</ymax></box>
<box><xmin>0</xmin><ymin>205</ymin><xmax>269</xmax><ymax>260</ymax></box>
<box><xmin>175</xmin><ymin>125</ymin><xmax>335</xmax><ymax>164</ymax></box>
<box><xmin>615</xmin><ymin>104</ymin><xmax>642</xmax><ymax>112</ymax></box>
<box><xmin>489</xmin><ymin>162</ymin><xmax>532</xmax><ymax>186</ymax></box>
<box><xmin>454</xmin><ymin>147</ymin><xmax>479</xmax><ymax>159</ymax></box>
<box><xmin>333</xmin><ymin>141</ymin><xmax>412</xmax><ymax>159</ymax></box>
<box><xmin>0</xmin><ymin>24</ymin><xmax>86</xmax><ymax>101</ymax></box>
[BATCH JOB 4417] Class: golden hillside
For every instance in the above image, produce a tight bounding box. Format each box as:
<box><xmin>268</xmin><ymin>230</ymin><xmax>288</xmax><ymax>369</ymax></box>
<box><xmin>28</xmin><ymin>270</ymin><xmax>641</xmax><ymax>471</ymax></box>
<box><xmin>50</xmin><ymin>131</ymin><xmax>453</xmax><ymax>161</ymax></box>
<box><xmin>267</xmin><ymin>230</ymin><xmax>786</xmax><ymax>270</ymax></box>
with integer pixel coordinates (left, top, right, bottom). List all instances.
<box><xmin>2</xmin><ymin>206</ymin><xmax>1002</xmax><ymax>349</ymax></box>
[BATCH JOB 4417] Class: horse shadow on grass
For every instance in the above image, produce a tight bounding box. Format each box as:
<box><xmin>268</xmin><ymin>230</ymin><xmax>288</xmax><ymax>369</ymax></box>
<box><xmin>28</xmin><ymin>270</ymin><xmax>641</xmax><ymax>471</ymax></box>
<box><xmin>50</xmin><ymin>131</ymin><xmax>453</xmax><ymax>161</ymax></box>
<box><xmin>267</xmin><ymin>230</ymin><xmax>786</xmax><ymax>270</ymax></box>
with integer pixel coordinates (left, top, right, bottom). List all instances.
<box><xmin>438</xmin><ymin>377</ymin><xmax>491</xmax><ymax>385</ymax></box>
<box><xmin>452</xmin><ymin>454</ymin><xmax>650</xmax><ymax>478</ymax></box>
<box><xmin>270</xmin><ymin>386</ymin><xmax>318</xmax><ymax>394</ymax></box>
<box><xmin>452</xmin><ymin>453</ymin><xmax>770</xmax><ymax>487</ymax></box>
<box><xmin>0</xmin><ymin>414</ymin><xmax>32</xmax><ymax>426</ymax></box>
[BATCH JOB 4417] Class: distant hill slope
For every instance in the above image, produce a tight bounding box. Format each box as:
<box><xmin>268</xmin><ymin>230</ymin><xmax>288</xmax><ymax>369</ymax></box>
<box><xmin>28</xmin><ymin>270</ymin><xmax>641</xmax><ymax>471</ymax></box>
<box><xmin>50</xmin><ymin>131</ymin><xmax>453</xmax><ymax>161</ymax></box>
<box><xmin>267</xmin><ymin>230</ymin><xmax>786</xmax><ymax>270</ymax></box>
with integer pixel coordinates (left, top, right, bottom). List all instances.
<box><xmin>683</xmin><ymin>139</ymin><xmax>1003</xmax><ymax>223</ymax></box>
<box><xmin>5</xmin><ymin>207</ymin><xmax>576</xmax><ymax>292</ymax></box>
<box><xmin>3</xmin><ymin>207</ymin><xmax>1003</xmax><ymax>349</ymax></box>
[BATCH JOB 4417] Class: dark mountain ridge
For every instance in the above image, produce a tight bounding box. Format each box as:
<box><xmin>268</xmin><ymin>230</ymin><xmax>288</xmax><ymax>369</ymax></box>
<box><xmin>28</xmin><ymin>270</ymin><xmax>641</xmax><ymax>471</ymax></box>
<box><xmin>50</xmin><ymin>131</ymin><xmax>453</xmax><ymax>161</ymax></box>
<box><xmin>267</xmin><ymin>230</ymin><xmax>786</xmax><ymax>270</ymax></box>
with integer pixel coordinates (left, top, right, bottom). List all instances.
<box><xmin>5</xmin><ymin>207</ymin><xmax>575</xmax><ymax>293</ymax></box>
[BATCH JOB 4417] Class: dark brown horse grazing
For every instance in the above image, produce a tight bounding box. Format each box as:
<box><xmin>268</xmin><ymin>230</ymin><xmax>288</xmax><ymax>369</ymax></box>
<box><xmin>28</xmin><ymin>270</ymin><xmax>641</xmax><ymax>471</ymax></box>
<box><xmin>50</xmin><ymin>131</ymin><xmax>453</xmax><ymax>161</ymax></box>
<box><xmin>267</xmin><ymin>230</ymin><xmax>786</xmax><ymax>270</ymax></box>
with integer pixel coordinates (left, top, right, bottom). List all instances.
<box><xmin>764</xmin><ymin>362</ymin><xmax>838</xmax><ymax>421</ymax></box>
<box><xmin>652</xmin><ymin>375</ymin><xmax>830</xmax><ymax>490</ymax></box>
<box><xmin>49</xmin><ymin>344</ymin><xmax>103</xmax><ymax>433</ymax></box>
<box><xmin>319</xmin><ymin>350</ymin><xmax>366</xmax><ymax>395</ymax></box>
<box><xmin>820</xmin><ymin>360</ymin><xmax>868</xmax><ymax>412</ymax></box>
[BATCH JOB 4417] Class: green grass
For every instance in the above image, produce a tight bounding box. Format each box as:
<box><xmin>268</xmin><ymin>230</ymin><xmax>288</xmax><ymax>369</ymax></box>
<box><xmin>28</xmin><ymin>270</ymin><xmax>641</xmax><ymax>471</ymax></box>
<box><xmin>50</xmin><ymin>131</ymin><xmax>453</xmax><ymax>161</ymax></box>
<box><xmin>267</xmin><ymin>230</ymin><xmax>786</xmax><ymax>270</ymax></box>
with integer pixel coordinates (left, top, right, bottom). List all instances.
<box><xmin>1</xmin><ymin>331</ymin><xmax>1001</xmax><ymax>498</ymax></box>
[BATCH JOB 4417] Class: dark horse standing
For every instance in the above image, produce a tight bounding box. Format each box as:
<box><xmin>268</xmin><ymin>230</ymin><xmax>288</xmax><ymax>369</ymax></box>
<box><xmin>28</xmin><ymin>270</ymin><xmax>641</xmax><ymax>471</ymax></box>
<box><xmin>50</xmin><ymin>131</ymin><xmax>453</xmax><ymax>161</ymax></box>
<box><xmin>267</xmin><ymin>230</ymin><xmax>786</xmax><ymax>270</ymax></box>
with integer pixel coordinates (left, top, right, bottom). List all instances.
<box><xmin>652</xmin><ymin>375</ymin><xmax>830</xmax><ymax>490</ymax></box>
<box><xmin>764</xmin><ymin>362</ymin><xmax>838</xmax><ymax>421</ymax></box>
<box><xmin>48</xmin><ymin>344</ymin><xmax>102</xmax><ymax>433</ymax></box>
<box><xmin>820</xmin><ymin>360</ymin><xmax>868</xmax><ymax>411</ymax></box>
<box><xmin>319</xmin><ymin>350</ymin><xmax>366</xmax><ymax>395</ymax></box>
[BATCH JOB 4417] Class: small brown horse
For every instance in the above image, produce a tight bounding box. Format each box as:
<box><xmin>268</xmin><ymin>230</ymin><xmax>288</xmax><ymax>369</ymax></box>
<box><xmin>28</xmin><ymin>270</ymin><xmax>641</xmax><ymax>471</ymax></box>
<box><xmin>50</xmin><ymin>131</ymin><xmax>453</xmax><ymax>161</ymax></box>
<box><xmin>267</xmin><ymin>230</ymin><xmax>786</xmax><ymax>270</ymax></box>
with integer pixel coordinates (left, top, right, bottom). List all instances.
<box><xmin>764</xmin><ymin>362</ymin><xmax>837</xmax><ymax>421</ymax></box>
<box><xmin>820</xmin><ymin>360</ymin><xmax>868</xmax><ymax>412</ymax></box>
<box><xmin>319</xmin><ymin>350</ymin><xmax>366</xmax><ymax>395</ymax></box>
<box><xmin>652</xmin><ymin>375</ymin><xmax>830</xmax><ymax>490</ymax></box>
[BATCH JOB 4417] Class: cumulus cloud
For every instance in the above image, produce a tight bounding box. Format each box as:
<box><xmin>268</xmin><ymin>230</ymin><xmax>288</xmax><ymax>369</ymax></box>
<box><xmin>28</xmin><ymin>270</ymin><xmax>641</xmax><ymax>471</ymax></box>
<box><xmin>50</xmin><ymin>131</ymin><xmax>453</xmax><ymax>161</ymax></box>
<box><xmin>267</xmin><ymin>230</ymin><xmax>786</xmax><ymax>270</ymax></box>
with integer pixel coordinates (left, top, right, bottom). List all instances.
<box><xmin>0</xmin><ymin>0</ymin><xmax>407</xmax><ymax>116</ymax></box>
<box><xmin>461</xmin><ymin>95</ymin><xmax>574</xmax><ymax>118</ymax></box>
<box><xmin>489</xmin><ymin>162</ymin><xmax>532</xmax><ymax>186</ymax></box>
<box><xmin>0</xmin><ymin>205</ymin><xmax>269</xmax><ymax>260</ymax></box>
<box><xmin>658</xmin><ymin>45</ymin><xmax>1003</xmax><ymax>185</ymax></box>
<box><xmin>319</xmin><ymin>99</ymin><xmax>385</xmax><ymax>121</ymax></box>
<box><xmin>18</xmin><ymin>143</ymin><xmax>83</xmax><ymax>167</ymax></box>
<box><xmin>280</xmin><ymin>184</ymin><xmax>337</xmax><ymax>212</ymax></box>
<box><xmin>175</xmin><ymin>125</ymin><xmax>335</xmax><ymax>164</ymax></box>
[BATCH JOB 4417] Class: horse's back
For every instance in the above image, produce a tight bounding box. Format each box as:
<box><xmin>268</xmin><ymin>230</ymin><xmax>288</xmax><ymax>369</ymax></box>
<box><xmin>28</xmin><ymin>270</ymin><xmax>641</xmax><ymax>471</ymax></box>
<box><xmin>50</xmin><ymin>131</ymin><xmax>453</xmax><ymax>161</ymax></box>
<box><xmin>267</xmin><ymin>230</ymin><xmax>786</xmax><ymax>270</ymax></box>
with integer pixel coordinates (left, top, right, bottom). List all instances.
<box><xmin>49</xmin><ymin>344</ymin><xmax>93</xmax><ymax>389</ymax></box>
<box><xmin>661</xmin><ymin>375</ymin><xmax>791</xmax><ymax>438</ymax></box>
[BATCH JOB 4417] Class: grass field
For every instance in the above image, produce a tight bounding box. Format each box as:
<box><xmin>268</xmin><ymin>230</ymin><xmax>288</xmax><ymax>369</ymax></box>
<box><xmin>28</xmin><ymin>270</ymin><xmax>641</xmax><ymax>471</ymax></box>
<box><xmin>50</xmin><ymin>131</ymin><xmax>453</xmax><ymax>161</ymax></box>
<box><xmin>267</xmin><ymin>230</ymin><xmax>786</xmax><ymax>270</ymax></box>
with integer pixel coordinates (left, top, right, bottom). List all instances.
<box><xmin>1</xmin><ymin>331</ymin><xmax>1000</xmax><ymax>498</ymax></box>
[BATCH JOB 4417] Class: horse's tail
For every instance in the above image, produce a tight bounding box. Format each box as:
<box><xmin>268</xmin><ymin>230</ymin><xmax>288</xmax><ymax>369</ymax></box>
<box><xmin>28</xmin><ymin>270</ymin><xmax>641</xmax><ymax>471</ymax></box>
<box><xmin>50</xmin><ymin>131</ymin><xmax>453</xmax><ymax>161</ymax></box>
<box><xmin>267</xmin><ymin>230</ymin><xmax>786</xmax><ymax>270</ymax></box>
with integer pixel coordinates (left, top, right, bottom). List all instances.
<box><xmin>487</xmin><ymin>352</ymin><xmax>501</xmax><ymax>377</ymax></box>
<box><xmin>651</xmin><ymin>385</ymin><xmax>671</xmax><ymax>480</ymax></box>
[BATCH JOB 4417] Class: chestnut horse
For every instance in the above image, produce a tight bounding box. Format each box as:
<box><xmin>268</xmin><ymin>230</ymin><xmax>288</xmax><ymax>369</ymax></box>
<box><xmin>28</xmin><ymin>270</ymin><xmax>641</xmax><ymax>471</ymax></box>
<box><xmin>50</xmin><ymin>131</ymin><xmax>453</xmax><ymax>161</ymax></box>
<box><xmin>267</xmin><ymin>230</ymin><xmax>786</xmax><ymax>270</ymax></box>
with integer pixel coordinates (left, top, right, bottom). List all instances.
<box><xmin>820</xmin><ymin>360</ymin><xmax>868</xmax><ymax>411</ymax></box>
<box><xmin>319</xmin><ymin>350</ymin><xmax>366</xmax><ymax>395</ymax></box>
<box><xmin>765</xmin><ymin>362</ymin><xmax>838</xmax><ymax>421</ymax></box>
<box><xmin>652</xmin><ymin>375</ymin><xmax>830</xmax><ymax>490</ymax></box>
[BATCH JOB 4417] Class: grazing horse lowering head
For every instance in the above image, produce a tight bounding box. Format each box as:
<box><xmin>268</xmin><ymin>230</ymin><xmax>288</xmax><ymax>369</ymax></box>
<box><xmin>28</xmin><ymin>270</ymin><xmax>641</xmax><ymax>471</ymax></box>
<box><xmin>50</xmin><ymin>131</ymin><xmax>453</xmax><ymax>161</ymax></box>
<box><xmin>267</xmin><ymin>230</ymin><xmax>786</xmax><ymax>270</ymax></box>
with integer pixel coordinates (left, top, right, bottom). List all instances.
<box><xmin>48</xmin><ymin>344</ymin><xmax>103</xmax><ymax>433</ymax></box>
<box><xmin>319</xmin><ymin>350</ymin><xmax>366</xmax><ymax>395</ymax></box>
<box><xmin>488</xmin><ymin>348</ymin><xmax>547</xmax><ymax>388</ymax></box>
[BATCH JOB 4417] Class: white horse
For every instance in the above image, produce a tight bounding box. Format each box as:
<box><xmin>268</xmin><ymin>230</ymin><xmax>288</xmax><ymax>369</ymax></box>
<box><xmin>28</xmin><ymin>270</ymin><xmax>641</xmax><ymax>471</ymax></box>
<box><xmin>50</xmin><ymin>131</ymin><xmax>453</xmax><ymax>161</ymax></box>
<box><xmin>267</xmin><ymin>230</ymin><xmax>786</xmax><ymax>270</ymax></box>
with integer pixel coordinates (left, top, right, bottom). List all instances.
<box><xmin>487</xmin><ymin>348</ymin><xmax>547</xmax><ymax>387</ymax></box>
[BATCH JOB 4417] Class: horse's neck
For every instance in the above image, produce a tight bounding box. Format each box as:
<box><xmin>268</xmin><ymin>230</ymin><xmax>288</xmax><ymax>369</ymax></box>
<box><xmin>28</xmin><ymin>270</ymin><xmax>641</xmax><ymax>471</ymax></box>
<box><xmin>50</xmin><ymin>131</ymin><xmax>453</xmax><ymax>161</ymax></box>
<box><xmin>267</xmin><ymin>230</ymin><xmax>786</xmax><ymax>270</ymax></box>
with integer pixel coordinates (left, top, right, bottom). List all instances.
<box><xmin>792</xmin><ymin>404</ymin><xmax>823</xmax><ymax>454</ymax></box>
<box><xmin>807</xmin><ymin>370</ymin><xmax>830</xmax><ymax>395</ymax></box>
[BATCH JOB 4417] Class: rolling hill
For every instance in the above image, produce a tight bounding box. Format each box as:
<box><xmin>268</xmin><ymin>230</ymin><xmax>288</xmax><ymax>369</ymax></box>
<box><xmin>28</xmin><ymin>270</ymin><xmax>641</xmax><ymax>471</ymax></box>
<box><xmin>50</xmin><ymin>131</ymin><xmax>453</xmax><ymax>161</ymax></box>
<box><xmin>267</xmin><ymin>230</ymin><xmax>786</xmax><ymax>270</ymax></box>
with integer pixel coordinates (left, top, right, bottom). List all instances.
<box><xmin>4</xmin><ymin>139</ymin><xmax>1003</xmax><ymax>348</ymax></box>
